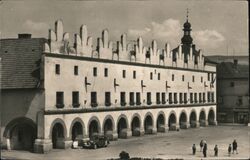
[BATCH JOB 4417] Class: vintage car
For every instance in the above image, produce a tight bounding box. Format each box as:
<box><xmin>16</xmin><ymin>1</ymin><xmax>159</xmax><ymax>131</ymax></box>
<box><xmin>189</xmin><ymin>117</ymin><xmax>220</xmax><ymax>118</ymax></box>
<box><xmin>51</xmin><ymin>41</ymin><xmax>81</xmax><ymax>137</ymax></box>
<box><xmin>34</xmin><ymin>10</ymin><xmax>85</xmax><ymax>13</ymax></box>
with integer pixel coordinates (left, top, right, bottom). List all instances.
<box><xmin>83</xmin><ymin>135</ymin><xmax>109</xmax><ymax>149</ymax></box>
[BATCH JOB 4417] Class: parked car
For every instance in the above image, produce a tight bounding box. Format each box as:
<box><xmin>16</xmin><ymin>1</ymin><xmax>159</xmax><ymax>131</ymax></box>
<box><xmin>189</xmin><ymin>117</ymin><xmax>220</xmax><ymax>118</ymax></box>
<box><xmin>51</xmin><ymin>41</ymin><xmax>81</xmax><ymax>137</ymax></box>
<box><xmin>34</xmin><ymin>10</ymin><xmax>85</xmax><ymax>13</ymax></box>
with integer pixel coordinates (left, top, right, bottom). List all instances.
<box><xmin>83</xmin><ymin>135</ymin><xmax>109</xmax><ymax>149</ymax></box>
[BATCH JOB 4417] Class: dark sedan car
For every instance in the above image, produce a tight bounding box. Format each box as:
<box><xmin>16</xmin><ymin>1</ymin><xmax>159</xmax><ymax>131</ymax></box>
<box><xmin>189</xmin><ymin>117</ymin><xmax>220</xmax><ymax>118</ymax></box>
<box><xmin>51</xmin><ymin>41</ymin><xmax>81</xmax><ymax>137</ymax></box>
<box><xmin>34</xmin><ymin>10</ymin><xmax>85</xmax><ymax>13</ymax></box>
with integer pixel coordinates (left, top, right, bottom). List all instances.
<box><xmin>83</xmin><ymin>135</ymin><xmax>109</xmax><ymax>149</ymax></box>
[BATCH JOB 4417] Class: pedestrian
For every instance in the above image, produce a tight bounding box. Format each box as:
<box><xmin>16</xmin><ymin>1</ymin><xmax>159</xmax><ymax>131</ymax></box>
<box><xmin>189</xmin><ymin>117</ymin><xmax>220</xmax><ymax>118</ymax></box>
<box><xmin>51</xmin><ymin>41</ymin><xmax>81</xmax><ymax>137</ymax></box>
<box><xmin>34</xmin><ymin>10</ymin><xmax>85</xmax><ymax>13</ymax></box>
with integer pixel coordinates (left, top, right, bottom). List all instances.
<box><xmin>232</xmin><ymin>139</ymin><xmax>238</xmax><ymax>154</ymax></box>
<box><xmin>203</xmin><ymin>143</ymin><xmax>207</xmax><ymax>157</ymax></box>
<box><xmin>200</xmin><ymin>140</ymin><xmax>204</xmax><ymax>152</ymax></box>
<box><xmin>228</xmin><ymin>144</ymin><xmax>232</xmax><ymax>156</ymax></box>
<box><xmin>214</xmin><ymin>144</ymin><xmax>218</xmax><ymax>157</ymax></box>
<box><xmin>192</xmin><ymin>144</ymin><xmax>196</xmax><ymax>155</ymax></box>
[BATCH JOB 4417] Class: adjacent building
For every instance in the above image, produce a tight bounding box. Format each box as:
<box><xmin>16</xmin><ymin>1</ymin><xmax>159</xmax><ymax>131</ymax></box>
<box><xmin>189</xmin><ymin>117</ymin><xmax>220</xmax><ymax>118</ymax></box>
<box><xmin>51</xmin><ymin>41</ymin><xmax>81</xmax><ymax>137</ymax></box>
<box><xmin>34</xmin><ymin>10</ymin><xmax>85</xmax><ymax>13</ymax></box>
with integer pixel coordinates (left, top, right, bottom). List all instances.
<box><xmin>216</xmin><ymin>59</ymin><xmax>249</xmax><ymax>124</ymax></box>
<box><xmin>0</xmin><ymin>19</ymin><xmax>217</xmax><ymax>153</ymax></box>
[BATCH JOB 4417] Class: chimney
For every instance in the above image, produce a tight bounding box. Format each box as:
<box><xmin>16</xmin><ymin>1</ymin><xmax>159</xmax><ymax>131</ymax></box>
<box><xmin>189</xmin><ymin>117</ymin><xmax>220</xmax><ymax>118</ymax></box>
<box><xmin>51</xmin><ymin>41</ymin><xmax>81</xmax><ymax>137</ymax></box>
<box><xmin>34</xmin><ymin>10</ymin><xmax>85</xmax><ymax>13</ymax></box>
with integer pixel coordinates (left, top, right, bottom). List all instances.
<box><xmin>18</xmin><ymin>33</ymin><xmax>32</xmax><ymax>39</ymax></box>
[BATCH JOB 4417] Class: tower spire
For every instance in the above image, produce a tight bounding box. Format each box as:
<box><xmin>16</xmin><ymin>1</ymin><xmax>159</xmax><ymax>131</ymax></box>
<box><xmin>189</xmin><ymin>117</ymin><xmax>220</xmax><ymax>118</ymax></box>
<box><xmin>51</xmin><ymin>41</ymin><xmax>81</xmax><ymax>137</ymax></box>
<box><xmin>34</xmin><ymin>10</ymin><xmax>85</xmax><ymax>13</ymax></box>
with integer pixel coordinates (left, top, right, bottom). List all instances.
<box><xmin>186</xmin><ymin>8</ymin><xmax>189</xmax><ymax>22</ymax></box>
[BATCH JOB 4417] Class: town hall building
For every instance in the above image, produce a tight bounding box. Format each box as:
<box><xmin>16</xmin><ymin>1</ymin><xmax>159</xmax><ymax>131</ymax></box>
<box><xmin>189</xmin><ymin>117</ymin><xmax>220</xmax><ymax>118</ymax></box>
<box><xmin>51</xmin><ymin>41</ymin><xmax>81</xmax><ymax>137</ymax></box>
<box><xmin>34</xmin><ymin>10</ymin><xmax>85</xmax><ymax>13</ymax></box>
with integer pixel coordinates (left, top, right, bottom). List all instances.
<box><xmin>0</xmin><ymin>18</ymin><xmax>217</xmax><ymax>153</ymax></box>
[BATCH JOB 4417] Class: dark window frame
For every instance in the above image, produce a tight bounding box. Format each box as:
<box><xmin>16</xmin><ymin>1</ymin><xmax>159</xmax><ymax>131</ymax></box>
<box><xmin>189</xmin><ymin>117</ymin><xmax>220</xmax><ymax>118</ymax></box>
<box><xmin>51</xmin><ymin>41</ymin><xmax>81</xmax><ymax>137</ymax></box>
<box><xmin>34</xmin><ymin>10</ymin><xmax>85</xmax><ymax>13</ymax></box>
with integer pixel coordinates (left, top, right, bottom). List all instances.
<box><xmin>56</xmin><ymin>92</ymin><xmax>64</xmax><ymax>108</ymax></box>
<box><xmin>72</xmin><ymin>91</ymin><xmax>80</xmax><ymax>108</ymax></box>
<box><xmin>104</xmin><ymin>68</ymin><xmax>108</xmax><ymax>77</ymax></box>
<box><xmin>55</xmin><ymin>64</ymin><xmax>60</xmax><ymax>75</ymax></box>
<box><xmin>93</xmin><ymin>67</ymin><xmax>97</xmax><ymax>77</ymax></box>
<box><xmin>74</xmin><ymin>66</ymin><xmax>78</xmax><ymax>75</ymax></box>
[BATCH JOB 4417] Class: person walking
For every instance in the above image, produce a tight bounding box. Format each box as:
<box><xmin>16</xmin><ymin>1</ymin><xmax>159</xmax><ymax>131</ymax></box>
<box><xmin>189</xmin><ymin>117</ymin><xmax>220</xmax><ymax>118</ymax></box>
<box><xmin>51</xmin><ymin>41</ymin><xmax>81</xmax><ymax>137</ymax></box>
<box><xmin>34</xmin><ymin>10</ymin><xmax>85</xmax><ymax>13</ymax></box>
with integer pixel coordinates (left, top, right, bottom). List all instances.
<box><xmin>228</xmin><ymin>144</ymin><xmax>232</xmax><ymax>156</ymax></box>
<box><xmin>192</xmin><ymin>144</ymin><xmax>196</xmax><ymax>155</ymax></box>
<box><xmin>214</xmin><ymin>144</ymin><xmax>218</xmax><ymax>157</ymax></box>
<box><xmin>232</xmin><ymin>139</ymin><xmax>238</xmax><ymax>154</ymax></box>
<box><xmin>203</xmin><ymin>143</ymin><xmax>207</xmax><ymax>157</ymax></box>
<box><xmin>200</xmin><ymin>140</ymin><xmax>204</xmax><ymax>152</ymax></box>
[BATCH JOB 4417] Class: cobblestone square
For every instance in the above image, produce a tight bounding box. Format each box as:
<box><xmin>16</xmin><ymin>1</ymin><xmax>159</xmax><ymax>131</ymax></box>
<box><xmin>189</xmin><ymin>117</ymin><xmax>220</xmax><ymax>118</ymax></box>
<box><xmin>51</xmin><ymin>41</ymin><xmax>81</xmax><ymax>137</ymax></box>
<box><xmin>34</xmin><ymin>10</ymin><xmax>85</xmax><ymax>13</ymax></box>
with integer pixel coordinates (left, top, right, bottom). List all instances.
<box><xmin>2</xmin><ymin>126</ymin><xmax>249</xmax><ymax>160</ymax></box>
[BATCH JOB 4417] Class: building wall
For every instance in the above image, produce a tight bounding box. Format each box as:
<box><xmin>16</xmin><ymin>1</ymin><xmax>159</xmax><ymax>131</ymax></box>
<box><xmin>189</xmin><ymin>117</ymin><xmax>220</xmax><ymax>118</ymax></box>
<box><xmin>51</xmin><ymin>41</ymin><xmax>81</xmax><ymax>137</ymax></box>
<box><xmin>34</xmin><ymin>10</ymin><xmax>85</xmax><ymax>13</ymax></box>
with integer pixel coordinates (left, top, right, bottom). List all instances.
<box><xmin>1</xmin><ymin>89</ymin><xmax>45</xmax><ymax>148</ymax></box>
<box><xmin>217</xmin><ymin>79</ymin><xmax>249</xmax><ymax>123</ymax></box>
<box><xmin>43</xmin><ymin>54</ymin><xmax>216</xmax><ymax>110</ymax></box>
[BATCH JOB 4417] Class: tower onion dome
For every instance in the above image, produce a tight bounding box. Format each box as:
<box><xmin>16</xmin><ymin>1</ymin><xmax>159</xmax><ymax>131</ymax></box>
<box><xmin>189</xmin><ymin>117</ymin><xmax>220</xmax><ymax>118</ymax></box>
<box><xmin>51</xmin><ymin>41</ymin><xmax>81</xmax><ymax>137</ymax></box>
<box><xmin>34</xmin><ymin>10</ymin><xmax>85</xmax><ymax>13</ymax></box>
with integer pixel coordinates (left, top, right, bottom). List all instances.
<box><xmin>183</xmin><ymin>20</ymin><xmax>191</xmax><ymax>29</ymax></box>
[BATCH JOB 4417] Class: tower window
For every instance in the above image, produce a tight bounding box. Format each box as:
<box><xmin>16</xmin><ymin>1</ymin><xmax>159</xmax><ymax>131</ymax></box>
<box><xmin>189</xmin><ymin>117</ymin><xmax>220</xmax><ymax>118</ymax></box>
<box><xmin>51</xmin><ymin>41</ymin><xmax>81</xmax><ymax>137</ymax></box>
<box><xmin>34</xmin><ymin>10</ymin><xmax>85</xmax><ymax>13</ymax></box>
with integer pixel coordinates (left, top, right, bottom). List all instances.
<box><xmin>182</xmin><ymin>75</ymin><xmax>185</xmax><ymax>81</ymax></box>
<box><xmin>104</xmin><ymin>68</ymin><xmax>108</xmax><ymax>77</ymax></box>
<box><xmin>172</xmin><ymin>74</ymin><xmax>174</xmax><ymax>81</ymax></box>
<box><xmin>74</xmin><ymin>66</ymin><xmax>78</xmax><ymax>75</ymax></box>
<box><xmin>192</xmin><ymin>75</ymin><xmax>195</xmax><ymax>82</ymax></box>
<box><xmin>201</xmin><ymin>77</ymin><xmax>203</xmax><ymax>83</ymax></box>
<box><xmin>55</xmin><ymin>64</ymin><xmax>60</xmax><ymax>75</ymax></box>
<box><xmin>93</xmin><ymin>67</ymin><xmax>97</xmax><ymax>77</ymax></box>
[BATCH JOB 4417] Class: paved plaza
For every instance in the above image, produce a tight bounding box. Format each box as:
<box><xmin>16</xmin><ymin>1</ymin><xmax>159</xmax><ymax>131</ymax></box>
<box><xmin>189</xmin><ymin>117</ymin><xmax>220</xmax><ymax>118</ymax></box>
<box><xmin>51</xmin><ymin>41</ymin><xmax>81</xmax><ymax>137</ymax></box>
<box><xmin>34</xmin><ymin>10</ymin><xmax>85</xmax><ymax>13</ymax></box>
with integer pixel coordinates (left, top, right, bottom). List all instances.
<box><xmin>1</xmin><ymin>126</ymin><xmax>249</xmax><ymax>160</ymax></box>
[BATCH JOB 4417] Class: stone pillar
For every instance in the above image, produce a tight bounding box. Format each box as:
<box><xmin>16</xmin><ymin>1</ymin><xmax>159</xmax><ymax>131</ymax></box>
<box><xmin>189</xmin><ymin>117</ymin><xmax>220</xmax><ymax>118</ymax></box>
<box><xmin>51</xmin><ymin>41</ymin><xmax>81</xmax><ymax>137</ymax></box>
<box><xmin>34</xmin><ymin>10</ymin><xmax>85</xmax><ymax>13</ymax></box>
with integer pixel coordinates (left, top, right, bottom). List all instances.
<box><xmin>55</xmin><ymin>138</ymin><xmax>72</xmax><ymax>149</ymax></box>
<box><xmin>118</xmin><ymin>128</ymin><xmax>132</xmax><ymax>139</ymax></box>
<box><xmin>132</xmin><ymin>127</ymin><xmax>144</xmax><ymax>136</ymax></box>
<box><xmin>34</xmin><ymin>139</ymin><xmax>53</xmax><ymax>153</ymax></box>
<box><xmin>104</xmin><ymin>130</ymin><xmax>118</xmax><ymax>141</ymax></box>
<box><xmin>200</xmin><ymin>120</ymin><xmax>209</xmax><ymax>127</ymax></box>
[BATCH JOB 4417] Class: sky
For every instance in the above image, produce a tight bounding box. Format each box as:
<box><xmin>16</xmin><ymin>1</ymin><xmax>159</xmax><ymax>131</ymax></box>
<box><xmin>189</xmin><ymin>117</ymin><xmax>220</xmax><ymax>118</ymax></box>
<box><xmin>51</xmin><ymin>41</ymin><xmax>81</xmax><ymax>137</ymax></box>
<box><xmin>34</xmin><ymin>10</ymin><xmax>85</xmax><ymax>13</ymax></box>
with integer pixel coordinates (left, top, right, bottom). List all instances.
<box><xmin>0</xmin><ymin>0</ymin><xmax>248</xmax><ymax>56</ymax></box>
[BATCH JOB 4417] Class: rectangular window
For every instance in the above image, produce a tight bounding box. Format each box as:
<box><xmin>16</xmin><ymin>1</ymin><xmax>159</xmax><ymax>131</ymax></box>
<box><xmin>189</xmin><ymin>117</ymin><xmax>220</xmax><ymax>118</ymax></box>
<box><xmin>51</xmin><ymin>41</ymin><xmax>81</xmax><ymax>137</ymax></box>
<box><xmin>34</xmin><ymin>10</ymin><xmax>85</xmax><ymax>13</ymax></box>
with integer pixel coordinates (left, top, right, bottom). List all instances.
<box><xmin>136</xmin><ymin>92</ymin><xmax>141</xmax><ymax>105</ymax></box>
<box><xmin>150</xmin><ymin>72</ymin><xmax>153</xmax><ymax>80</ymax></box>
<box><xmin>208</xmin><ymin>73</ymin><xmax>210</xmax><ymax>81</ymax></box>
<box><xmin>120</xmin><ymin>92</ymin><xmax>126</xmax><ymax>106</ymax></box>
<box><xmin>199</xmin><ymin>93</ymin><xmax>202</xmax><ymax>103</ymax></box>
<box><xmin>179</xmin><ymin>93</ymin><xmax>183</xmax><ymax>104</ymax></box>
<box><xmin>147</xmin><ymin>92</ymin><xmax>152</xmax><ymax>105</ymax></box>
<box><xmin>56</xmin><ymin>92</ymin><xmax>64</xmax><ymax>108</ymax></box>
<box><xmin>104</xmin><ymin>68</ymin><xmax>108</xmax><ymax>77</ymax></box>
<box><xmin>55</xmin><ymin>64</ymin><xmax>60</xmax><ymax>75</ymax></box>
<box><xmin>91</xmin><ymin>92</ymin><xmax>97</xmax><ymax>107</ymax></box>
<box><xmin>158</xmin><ymin>73</ymin><xmax>160</xmax><ymax>80</ymax></box>
<box><xmin>162</xmin><ymin>93</ymin><xmax>166</xmax><ymax>104</ymax></box>
<box><xmin>93</xmin><ymin>67</ymin><xmax>97</xmax><ymax>77</ymax></box>
<box><xmin>201</xmin><ymin>76</ymin><xmax>203</xmax><ymax>83</ymax></box>
<box><xmin>72</xmin><ymin>91</ymin><xmax>79</xmax><ymax>107</ymax></box>
<box><xmin>74</xmin><ymin>66</ymin><xmax>78</xmax><ymax>75</ymax></box>
<box><xmin>194</xmin><ymin>93</ymin><xmax>197</xmax><ymax>103</ymax></box>
<box><xmin>172</xmin><ymin>74</ymin><xmax>174</xmax><ymax>81</ymax></box>
<box><xmin>174</xmin><ymin>93</ymin><xmax>178</xmax><ymax>104</ymax></box>
<box><xmin>184</xmin><ymin>93</ymin><xmax>187</xmax><ymax>104</ymax></box>
<box><xmin>211</xmin><ymin>73</ymin><xmax>214</xmax><ymax>81</ymax></box>
<box><xmin>156</xmin><ymin>92</ymin><xmax>161</xmax><ymax>104</ymax></box>
<box><xmin>129</xmin><ymin>92</ymin><xmax>135</xmax><ymax>105</ymax></box>
<box><xmin>105</xmin><ymin>92</ymin><xmax>111</xmax><ymax>106</ymax></box>
<box><xmin>230</xmin><ymin>82</ymin><xmax>235</xmax><ymax>87</ymax></box>
<box><xmin>237</xmin><ymin>96</ymin><xmax>243</xmax><ymax>105</ymax></box>
<box><xmin>192</xmin><ymin>75</ymin><xmax>195</xmax><ymax>82</ymax></box>
<box><xmin>122</xmin><ymin>70</ymin><xmax>126</xmax><ymax>78</ymax></box>
<box><xmin>190</xmin><ymin>93</ymin><xmax>193</xmax><ymax>103</ymax></box>
<box><xmin>207</xmin><ymin>92</ymin><xmax>211</xmax><ymax>102</ymax></box>
<box><xmin>133</xmin><ymin>71</ymin><xmax>136</xmax><ymax>79</ymax></box>
<box><xmin>169</xmin><ymin>93</ymin><xmax>173</xmax><ymax>104</ymax></box>
<box><xmin>203</xmin><ymin>92</ymin><xmax>206</xmax><ymax>103</ymax></box>
<box><xmin>182</xmin><ymin>75</ymin><xmax>185</xmax><ymax>81</ymax></box>
<box><xmin>211</xmin><ymin>92</ymin><xmax>215</xmax><ymax>102</ymax></box>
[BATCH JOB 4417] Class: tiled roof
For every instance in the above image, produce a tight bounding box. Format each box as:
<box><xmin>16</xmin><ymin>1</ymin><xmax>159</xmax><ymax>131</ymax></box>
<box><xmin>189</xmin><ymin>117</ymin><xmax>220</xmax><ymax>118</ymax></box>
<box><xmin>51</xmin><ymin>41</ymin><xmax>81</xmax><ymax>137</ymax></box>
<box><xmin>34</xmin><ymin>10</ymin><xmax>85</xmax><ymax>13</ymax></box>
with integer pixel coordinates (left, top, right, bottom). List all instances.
<box><xmin>0</xmin><ymin>38</ymin><xmax>46</xmax><ymax>89</ymax></box>
<box><xmin>217</xmin><ymin>62</ymin><xmax>249</xmax><ymax>79</ymax></box>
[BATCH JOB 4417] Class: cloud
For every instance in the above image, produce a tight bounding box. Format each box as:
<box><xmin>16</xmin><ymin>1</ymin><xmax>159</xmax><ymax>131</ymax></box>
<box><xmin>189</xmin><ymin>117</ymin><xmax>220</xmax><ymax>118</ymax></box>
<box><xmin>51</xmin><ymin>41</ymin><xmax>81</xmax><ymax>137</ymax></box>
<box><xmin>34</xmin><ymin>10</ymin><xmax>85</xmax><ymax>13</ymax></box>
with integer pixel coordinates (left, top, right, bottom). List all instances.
<box><xmin>128</xmin><ymin>19</ymin><xmax>225</xmax><ymax>50</ymax></box>
<box><xmin>22</xmin><ymin>20</ymin><xmax>49</xmax><ymax>36</ymax></box>
<box><xmin>193</xmin><ymin>30</ymin><xmax>225</xmax><ymax>48</ymax></box>
<box><xmin>128</xmin><ymin>19</ymin><xmax>182</xmax><ymax>47</ymax></box>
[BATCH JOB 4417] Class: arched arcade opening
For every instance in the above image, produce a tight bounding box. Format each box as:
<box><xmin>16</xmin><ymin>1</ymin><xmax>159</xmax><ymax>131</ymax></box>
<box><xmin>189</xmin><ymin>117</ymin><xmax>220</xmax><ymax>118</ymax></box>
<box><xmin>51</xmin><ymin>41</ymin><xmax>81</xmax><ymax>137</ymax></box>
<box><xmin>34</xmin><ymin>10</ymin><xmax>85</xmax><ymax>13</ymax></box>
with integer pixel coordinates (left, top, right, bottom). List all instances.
<box><xmin>144</xmin><ymin>115</ymin><xmax>154</xmax><ymax>134</ymax></box>
<box><xmin>199</xmin><ymin>110</ymin><xmax>206</xmax><ymax>126</ymax></box>
<box><xmin>168</xmin><ymin>113</ymin><xmax>177</xmax><ymax>131</ymax></box>
<box><xmin>179</xmin><ymin>112</ymin><xmax>188</xmax><ymax>129</ymax></box>
<box><xmin>52</xmin><ymin>123</ymin><xmax>65</xmax><ymax>149</ymax></box>
<box><xmin>157</xmin><ymin>114</ymin><xmax>165</xmax><ymax>132</ymax></box>
<box><xmin>117</xmin><ymin>117</ymin><xmax>128</xmax><ymax>139</ymax></box>
<box><xmin>189</xmin><ymin>111</ymin><xmax>198</xmax><ymax>128</ymax></box>
<box><xmin>131</xmin><ymin>116</ymin><xmax>141</xmax><ymax>136</ymax></box>
<box><xmin>88</xmin><ymin>119</ymin><xmax>100</xmax><ymax>138</ymax></box>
